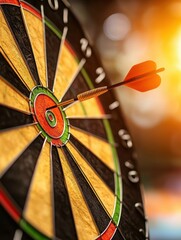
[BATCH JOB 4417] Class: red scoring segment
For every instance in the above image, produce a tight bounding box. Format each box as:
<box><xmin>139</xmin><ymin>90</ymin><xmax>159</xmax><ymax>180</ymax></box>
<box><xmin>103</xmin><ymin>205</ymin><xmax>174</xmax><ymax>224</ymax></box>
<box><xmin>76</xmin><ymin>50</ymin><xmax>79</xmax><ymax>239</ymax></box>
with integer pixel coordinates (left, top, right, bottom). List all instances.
<box><xmin>0</xmin><ymin>0</ymin><xmax>19</xmax><ymax>4</ymax></box>
<box><xmin>0</xmin><ymin>0</ymin><xmax>42</xmax><ymax>19</ymax></box>
<box><xmin>0</xmin><ymin>187</ymin><xmax>21</xmax><ymax>222</ymax></box>
<box><xmin>97</xmin><ymin>222</ymin><xmax>117</xmax><ymax>240</ymax></box>
<box><xmin>32</xmin><ymin>94</ymin><xmax>64</xmax><ymax>139</ymax></box>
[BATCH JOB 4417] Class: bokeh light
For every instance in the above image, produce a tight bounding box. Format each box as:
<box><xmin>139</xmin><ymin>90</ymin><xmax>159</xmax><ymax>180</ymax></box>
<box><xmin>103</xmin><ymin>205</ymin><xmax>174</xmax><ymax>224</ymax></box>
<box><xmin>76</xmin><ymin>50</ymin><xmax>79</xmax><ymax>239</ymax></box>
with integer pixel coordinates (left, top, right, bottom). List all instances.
<box><xmin>175</xmin><ymin>28</ymin><xmax>181</xmax><ymax>70</ymax></box>
<box><xmin>103</xmin><ymin>13</ymin><xmax>131</xmax><ymax>41</ymax></box>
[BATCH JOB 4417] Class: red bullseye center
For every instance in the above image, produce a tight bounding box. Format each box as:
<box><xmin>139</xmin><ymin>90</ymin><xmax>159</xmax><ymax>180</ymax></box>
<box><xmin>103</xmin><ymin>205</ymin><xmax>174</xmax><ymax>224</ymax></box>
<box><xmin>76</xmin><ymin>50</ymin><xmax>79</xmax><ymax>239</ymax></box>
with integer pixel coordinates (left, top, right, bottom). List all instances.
<box><xmin>33</xmin><ymin>94</ymin><xmax>64</xmax><ymax>138</ymax></box>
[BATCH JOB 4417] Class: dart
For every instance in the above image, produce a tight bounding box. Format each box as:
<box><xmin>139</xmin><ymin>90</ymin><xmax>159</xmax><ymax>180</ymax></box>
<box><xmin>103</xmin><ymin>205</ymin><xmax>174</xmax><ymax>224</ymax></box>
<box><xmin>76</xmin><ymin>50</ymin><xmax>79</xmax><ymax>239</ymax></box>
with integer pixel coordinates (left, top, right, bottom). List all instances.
<box><xmin>47</xmin><ymin>61</ymin><xmax>164</xmax><ymax>110</ymax></box>
<box><xmin>1</xmin><ymin>1</ymin><xmax>167</xmax><ymax>237</ymax></box>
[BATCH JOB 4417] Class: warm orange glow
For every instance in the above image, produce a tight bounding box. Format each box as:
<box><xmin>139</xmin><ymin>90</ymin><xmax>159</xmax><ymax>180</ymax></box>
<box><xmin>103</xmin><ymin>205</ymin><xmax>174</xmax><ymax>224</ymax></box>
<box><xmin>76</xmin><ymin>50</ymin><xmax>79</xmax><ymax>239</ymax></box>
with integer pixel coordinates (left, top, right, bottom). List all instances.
<box><xmin>176</xmin><ymin>28</ymin><xmax>181</xmax><ymax>70</ymax></box>
<box><xmin>145</xmin><ymin>190</ymin><xmax>181</xmax><ymax>217</ymax></box>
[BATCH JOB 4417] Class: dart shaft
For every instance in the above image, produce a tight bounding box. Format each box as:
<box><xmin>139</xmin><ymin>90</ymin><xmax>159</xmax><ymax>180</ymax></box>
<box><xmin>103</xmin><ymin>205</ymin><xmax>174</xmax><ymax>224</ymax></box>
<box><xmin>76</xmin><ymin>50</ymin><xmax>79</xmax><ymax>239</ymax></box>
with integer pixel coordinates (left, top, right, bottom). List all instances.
<box><xmin>47</xmin><ymin>98</ymin><xmax>75</xmax><ymax>110</ymax></box>
<box><xmin>46</xmin><ymin>86</ymin><xmax>108</xmax><ymax>110</ymax></box>
<box><xmin>77</xmin><ymin>86</ymin><xmax>108</xmax><ymax>101</ymax></box>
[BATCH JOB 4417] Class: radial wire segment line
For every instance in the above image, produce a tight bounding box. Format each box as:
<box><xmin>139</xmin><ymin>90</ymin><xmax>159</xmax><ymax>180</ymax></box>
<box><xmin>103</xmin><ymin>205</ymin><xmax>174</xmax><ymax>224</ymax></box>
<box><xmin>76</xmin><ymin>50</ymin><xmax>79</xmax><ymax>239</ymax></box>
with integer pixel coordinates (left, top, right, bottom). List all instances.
<box><xmin>62</xmin><ymin>146</ymin><xmax>112</xmax><ymax>232</ymax></box>
<box><xmin>61</xmin><ymin>145</ymin><xmax>124</xmax><ymax>239</ymax></box>
<box><xmin>0</xmin><ymin>10</ymin><xmax>35</xmax><ymax>90</ymax></box>
<box><xmin>50</xmin><ymin>143</ymin><xmax>56</xmax><ymax>239</ymax></box>
<box><xmin>43</xmin><ymin>4</ymin><xmax>69</xmax><ymax>91</ymax></box>
<box><xmin>40</xmin><ymin>4</ymin><xmax>48</xmax><ymax>88</ymax></box>
<box><xmin>66</xmin><ymin>142</ymin><xmax>122</xmax><ymax>238</ymax></box>
<box><xmin>22</xmin><ymin>137</ymin><xmax>48</xmax><ymax>216</ymax></box>
<box><xmin>112</xmin><ymin>229</ymin><xmax>126</xmax><ymax>240</ymax></box>
<box><xmin>13</xmin><ymin>229</ymin><xmax>23</xmax><ymax>240</ymax></box>
<box><xmin>66</xmin><ymin>114</ymin><xmax>111</xmax><ymax>119</ymax></box>
<box><xmin>0</xmin><ymin>46</ymin><xmax>29</xmax><ymax>90</ymax></box>
<box><xmin>23</xmin><ymin>138</ymin><xmax>55</xmax><ymax>238</ymax></box>
<box><xmin>70</xmin><ymin>125</ymin><xmax>114</xmax><ymax>146</ymax></box>
<box><xmin>0</xmin><ymin>49</ymin><xmax>31</xmax><ymax>96</ymax></box>
<box><xmin>1</xmin><ymin>4</ymin><xmax>41</xmax><ymax>86</ymax></box>
<box><xmin>51</xmin><ymin>145</ymin><xmax>78</xmax><ymax>239</ymax></box>
<box><xmin>0</xmin><ymin>105</ymin><xmax>34</xmax><ymax>132</ymax></box>
<box><xmin>60</xmin><ymin>58</ymin><xmax>86</xmax><ymax>100</ymax></box>
<box><xmin>66</xmin><ymin>142</ymin><xmax>116</xmax><ymax>222</ymax></box>
<box><xmin>1</xmin><ymin>134</ymin><xmax>44</xmax><ymax>210</ymax></box>
<box><xmin>19</xmin><ymin>2</ymin><xmax>44</xmax><ymax>86</ymax></box>
<box><xmin>52</xmin><ymin>26</ymin><xmax>68</xmax><ymax>92</ymax></box>
<box><xmin>69</xmin><ymin>118</ymin><xmax>108</xmax><ymax>141</ymax></box>
<box><xmin>62</xmin><ymin>100</ymin><xmax>78</xmax><ymax>111</ymax></box>
<box><xmin>52</xmin><ymin>8</ymin><xmax>69</xmax><ymax>92</ymax></box>
<box><xmin>69</xmin><ymin>134</ymin><xmax>115</xmax><ymax>192</ymax></box>
<box><xmin>0</xmin><ymin>127</ymin><xmax>40</xmax><ymax>177</ymax></box>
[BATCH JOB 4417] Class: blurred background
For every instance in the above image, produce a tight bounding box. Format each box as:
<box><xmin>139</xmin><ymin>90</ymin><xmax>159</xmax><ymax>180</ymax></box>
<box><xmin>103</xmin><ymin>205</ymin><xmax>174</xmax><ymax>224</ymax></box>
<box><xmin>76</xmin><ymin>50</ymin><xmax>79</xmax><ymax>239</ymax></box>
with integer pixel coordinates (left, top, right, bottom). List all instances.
<box><xmin>69</xmin><ymin>0</ymin><xmax>181</xmax><ymax>239</ymax></box>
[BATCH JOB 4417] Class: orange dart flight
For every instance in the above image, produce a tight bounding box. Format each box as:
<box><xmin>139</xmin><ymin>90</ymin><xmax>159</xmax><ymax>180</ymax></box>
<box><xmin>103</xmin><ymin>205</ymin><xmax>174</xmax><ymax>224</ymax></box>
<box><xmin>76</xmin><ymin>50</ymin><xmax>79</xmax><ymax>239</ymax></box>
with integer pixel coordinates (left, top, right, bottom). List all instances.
<box><xmin>108</xmin><ymin>60</ymin><xmax>164</xmax><ymax>92</ymax></box>
<box><xmin>47</xmin><ymin>60</ymin><xmax>165</xmax><ymax>110</ymax></box>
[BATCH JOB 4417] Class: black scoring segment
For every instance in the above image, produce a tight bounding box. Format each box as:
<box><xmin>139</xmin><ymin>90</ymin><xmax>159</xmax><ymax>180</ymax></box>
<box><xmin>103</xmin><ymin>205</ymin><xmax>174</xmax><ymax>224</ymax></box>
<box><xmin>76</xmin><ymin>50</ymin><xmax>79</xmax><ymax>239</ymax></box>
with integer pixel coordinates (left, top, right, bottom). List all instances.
<box><xmin>1</xmin><ymin>135</ymin><xmax>44</xmax><ymax>209</ymax></box>
<box><xmin>1</xmin><ymin>5</ymin><xmax>40</xmax><ymax>85</ymax></box>
<box><xmin>69</xmin><ymin>134</ymin><xmax>115</xmax><ymax>193</ymax></box>
<box><xmin>69</xmin><ymin>118</ymin><xmax>107</xmax><ymax>140</ymax></box>
<box><xmin>0</xmin><ymin>52</ymin><xmax>30</xmax><ymax>97</ymax></box>
<box><xmin>0</xmin><ymin>205</ymin><xmax>33</xmax><ymax>240</ymax></box>
<box><xmin>52</xmin><ymin>146</ymin><xmax>78</xmax><ymax>240</ymax></box>
<box><xmin>62</xmin><ymin>145</ymin><xmax>111</xmax><ymax>233</ymax></box>
<box><xmin>0</xmin><ymin>105</ymin><xmax>33</xmax><ymax>131</ymax></box>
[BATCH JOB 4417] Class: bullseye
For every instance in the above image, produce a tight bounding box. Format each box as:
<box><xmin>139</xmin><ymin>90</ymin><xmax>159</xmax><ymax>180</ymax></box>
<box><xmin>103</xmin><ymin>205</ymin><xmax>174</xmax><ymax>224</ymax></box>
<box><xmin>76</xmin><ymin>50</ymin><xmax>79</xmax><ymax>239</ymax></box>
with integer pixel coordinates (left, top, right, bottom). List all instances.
<box><xmin>46</xmin><ymin>110</ymin><xmax>56</xmax><ymax>127</ymax></box>
<box><xmin>29</xmin><ymin>86</ymin><xmax>69</xmax><ymax>146</ymax></box>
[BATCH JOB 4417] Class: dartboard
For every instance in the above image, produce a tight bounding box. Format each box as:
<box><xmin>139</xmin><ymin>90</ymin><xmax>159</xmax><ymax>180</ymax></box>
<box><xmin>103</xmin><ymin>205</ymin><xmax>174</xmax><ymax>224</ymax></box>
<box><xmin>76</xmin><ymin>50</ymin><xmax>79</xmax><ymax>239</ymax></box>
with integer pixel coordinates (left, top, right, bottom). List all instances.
<box><xmin>0</xmin><ymin>1</ymin><xmax>148</xmax><ymax>240</ymax></box>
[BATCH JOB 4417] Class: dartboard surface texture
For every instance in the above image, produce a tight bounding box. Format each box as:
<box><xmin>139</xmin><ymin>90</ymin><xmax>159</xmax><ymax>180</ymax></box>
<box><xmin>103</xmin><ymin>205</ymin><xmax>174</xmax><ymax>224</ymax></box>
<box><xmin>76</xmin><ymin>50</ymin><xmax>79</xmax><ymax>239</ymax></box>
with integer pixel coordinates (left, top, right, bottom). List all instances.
<box><xmin>0</xmin><ymin>0</ymin><xmax>148</xmax><ymax>239</ymax></box>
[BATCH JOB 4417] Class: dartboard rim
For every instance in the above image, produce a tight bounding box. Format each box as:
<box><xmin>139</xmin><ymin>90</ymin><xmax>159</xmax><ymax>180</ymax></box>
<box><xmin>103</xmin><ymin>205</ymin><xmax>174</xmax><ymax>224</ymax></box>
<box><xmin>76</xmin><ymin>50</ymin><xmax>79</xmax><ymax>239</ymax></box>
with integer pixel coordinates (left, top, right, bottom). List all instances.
<box><xmin>0</xmin><ymin>1</ymin><xmax>147</xmax><ymax>240</ymax></box>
